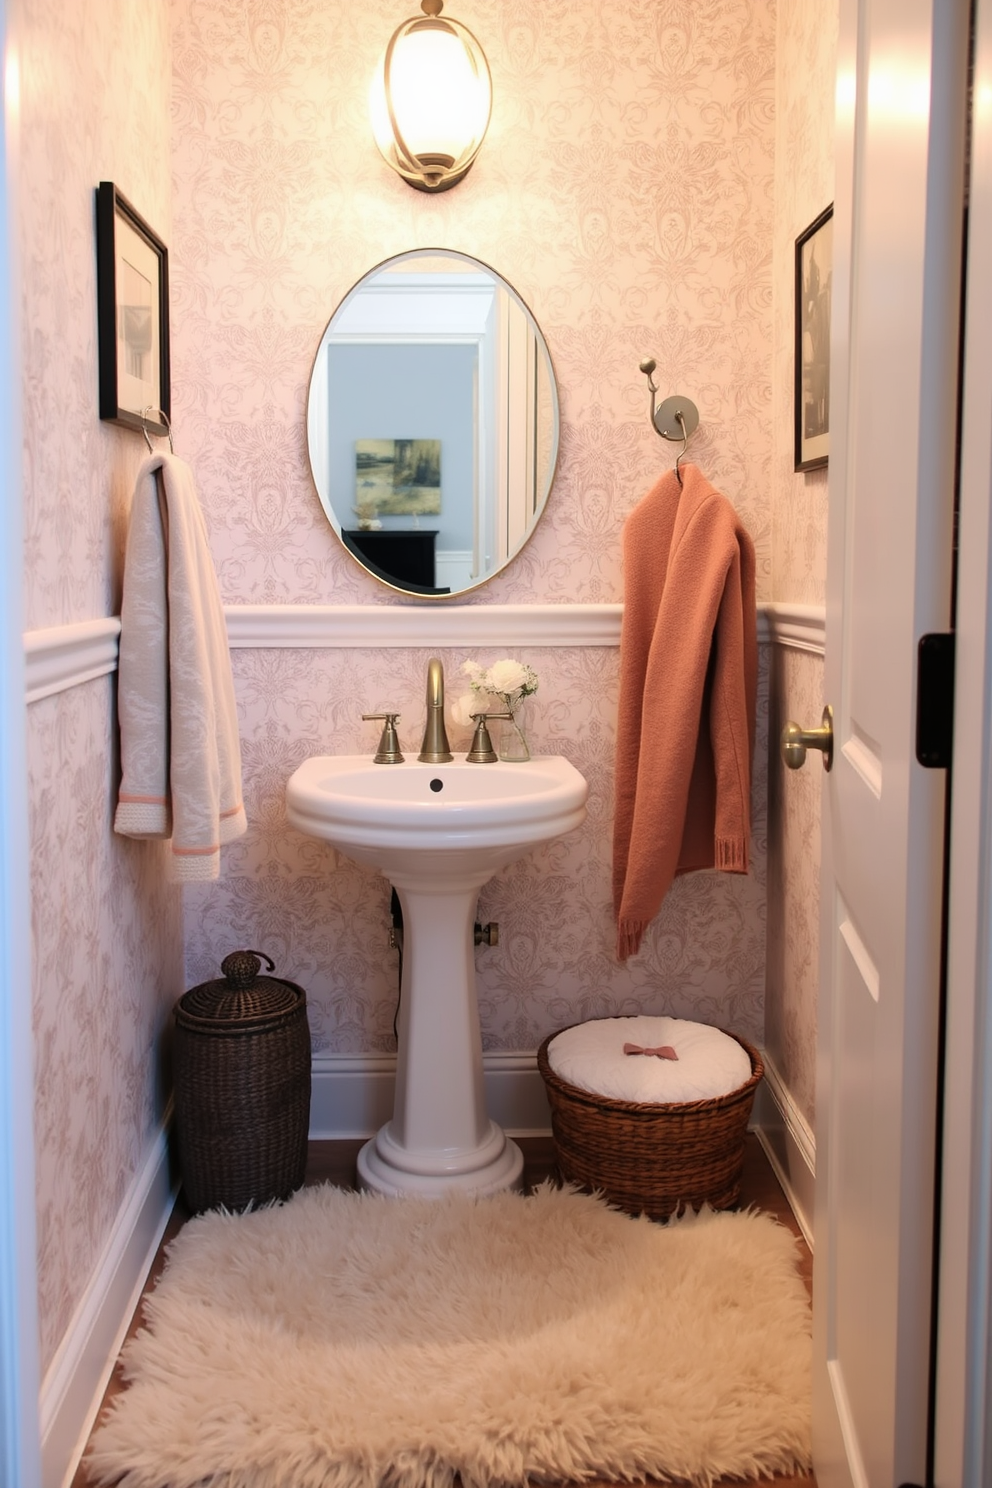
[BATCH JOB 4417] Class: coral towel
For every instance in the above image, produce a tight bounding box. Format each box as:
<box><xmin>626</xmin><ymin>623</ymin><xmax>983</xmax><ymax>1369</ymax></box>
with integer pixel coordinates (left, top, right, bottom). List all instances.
<box><xmin>114</xmin><ymin>452</ymin><xmax>246</xmax><ymax>880</ymax></box>
<box><xmin>613</xmin><ymin>464</ymin><xmax>757</xmax><ymax>960</ymax></box>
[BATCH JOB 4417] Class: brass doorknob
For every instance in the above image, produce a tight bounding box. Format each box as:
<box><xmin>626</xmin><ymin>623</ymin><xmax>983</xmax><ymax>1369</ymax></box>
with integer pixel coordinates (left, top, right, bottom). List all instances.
<box><xmin>781</xmin><ymin>705</ymin><xmax>834</xmax><ymax>772</ymax></box>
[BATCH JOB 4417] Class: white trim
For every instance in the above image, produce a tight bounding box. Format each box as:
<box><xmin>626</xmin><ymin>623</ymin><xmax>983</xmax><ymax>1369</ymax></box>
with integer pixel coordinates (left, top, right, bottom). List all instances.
<box><xmin>224</xmin><ymin>603</ymin><xmax>776</xmax><ymax>651</ymax></box>
<box><xmin>39</xmin><ymin>1119</ymin><xmax>176</xmax><ymax>1488</ymax></box>
<box><xmin>21</xmin><ymin>604</ymin><xmax>793</xmax><ymax>701</ymax></box>
<box><xmin>23</xmin><ymin>619</ymin><xmax>119</xmax><ymax>704</ymax></box>
<box><xmin>310</xmin><ymin>1049</ymin><xmax>816</xmax><ymax>1248</ymax></box>
<box><xmin>936</xmin><ymin>0</ymin><xmax>992</xmax><ymax>1475</ymax></box>
<box><xmin>752</xmin><ymin>1049</ymin><xmax>816</xmax><ymax>1249</ymax></box>
<box><xmin>309</xmin><ymin>1050</ymin><xmax>552</xmax><ymax>1139</ymax></box>
<box><xmin>762</xmin><ymin>601</ymin><xmax>826</xmax><ymax>655</ymax></box>
<box><xmin>223</xmin><ymin>603</ymin><xmax>626</xmax><ymax>649</ymax></box>
<box><xmin>0</xmin><ymin>3</ymin><xmax>41</xmax><ymax>1478</ymax></box>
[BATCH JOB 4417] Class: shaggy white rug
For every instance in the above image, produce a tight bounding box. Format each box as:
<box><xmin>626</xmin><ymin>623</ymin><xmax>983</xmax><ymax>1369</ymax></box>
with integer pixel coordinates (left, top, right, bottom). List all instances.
<box><xmin>87</xmin><ymin>1183</ymin><xmax>812</xmax><ymax>1488</ymax></box>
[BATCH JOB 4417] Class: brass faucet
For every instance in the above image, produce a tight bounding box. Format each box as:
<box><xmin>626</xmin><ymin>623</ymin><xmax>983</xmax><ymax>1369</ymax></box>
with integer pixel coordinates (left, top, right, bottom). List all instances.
<box><xmin>418</xmin><ymin>657</ymin><xmax>453</xmax><ymax>762</ymax></box>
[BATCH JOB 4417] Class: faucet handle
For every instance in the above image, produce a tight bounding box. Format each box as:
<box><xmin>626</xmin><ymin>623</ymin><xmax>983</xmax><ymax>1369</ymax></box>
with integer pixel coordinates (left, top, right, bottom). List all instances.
<box><xmin>362</xmin><ymin>713</ymin><xmax>404</xmax><ymax>764</ymax></box>
<box><xmin>466</xmin><ymin>711</ymin><xmax>511</xmax><ymax>764</ymax></box>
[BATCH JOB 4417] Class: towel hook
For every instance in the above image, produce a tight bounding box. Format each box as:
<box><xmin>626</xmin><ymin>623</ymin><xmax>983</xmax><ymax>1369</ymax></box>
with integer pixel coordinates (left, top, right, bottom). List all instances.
<box><xmin>140</xmin><ymin>406</ymin><xmax>174</xmax><ymax>454</ymax></box>
<box><xmin>638</xmin><ymin>359</ymin><xmax>699</xmax><ymax>487</ymax></box>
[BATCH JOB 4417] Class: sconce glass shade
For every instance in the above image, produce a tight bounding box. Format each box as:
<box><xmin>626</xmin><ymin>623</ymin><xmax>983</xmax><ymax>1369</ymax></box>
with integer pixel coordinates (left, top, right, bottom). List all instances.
<box><xmin>370</xmin><ymin>1</ymin><xmax>492</xmax><ymax>193</ymax></box>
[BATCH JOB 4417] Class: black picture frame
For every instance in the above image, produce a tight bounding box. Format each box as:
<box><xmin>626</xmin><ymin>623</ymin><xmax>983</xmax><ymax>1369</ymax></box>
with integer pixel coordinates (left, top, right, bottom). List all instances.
<box><xmin>794</xmin><ymin>204</ymin><xmax>833</xmax><ymax>472</ymax></box>
<box><xmin>95</xmin><ymin>182</ymin><xmax>170</xmax><ymax>436</ymax></box>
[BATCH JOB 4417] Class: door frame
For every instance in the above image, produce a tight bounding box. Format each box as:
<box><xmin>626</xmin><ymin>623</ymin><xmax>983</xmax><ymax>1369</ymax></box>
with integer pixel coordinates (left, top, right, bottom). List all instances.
<box><xmin>934</xmin><ymin>0</ymin><xmax>992</xmax><ymax>1477</ymax></box>
<box><xmin>0</xmin><ymin>5</ymin><xmax>42</xmax><ymax>1484</ymax></box>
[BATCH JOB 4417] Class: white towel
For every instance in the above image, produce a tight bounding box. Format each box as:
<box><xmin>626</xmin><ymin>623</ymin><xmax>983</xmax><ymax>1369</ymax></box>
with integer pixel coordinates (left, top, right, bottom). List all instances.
<box><xmin>114</xmin><ymin>451</ymin><xmax>247</xmax><ymax>880</ymax></box>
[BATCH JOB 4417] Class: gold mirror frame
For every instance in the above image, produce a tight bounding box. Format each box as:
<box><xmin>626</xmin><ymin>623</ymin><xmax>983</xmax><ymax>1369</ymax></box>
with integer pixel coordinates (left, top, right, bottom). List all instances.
<box><xmin>306</xmin><ymin>249</ymin><xmax>560</xmax><ymax>599</ymax></box>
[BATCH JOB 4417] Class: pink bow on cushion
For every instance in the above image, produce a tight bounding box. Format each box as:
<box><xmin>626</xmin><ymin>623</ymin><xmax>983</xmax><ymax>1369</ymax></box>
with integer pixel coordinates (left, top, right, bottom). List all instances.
<box><xmin>623</xmin><ymin>1042</ymin><xmax>679</xmax><ymax>1060</ymax></box>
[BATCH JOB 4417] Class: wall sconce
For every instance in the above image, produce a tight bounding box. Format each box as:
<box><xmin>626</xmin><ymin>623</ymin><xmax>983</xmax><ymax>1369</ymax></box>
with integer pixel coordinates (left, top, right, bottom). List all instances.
<box><xmin>370</xmin><ymin>0</ymin><xmax>492</xmax><ymax>193</ymax></box>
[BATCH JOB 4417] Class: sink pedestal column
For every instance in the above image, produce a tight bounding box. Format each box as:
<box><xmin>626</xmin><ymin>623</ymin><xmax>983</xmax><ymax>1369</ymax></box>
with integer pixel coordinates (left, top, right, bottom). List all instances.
<box><xmin>357</xmin><ymin>866</ymin><xmax>524</xmax><ymax>1197</ymax></box>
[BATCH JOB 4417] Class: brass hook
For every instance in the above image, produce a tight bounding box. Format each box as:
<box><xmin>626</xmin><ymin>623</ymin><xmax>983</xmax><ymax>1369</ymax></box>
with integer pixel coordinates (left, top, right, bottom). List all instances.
<box><xmin>638</xmin><ymin>361</ymin><xmax>699</xmax><ymax>486</ymax></box>
<box><xmin>674</xmin><ymin>410</ymin><xmax>688</xmax><ymax>488</ymax></box>
<box><xmin>140</xmin><ymin>407</ymin><xmax>174</xmax><ymax>454</ymax></box>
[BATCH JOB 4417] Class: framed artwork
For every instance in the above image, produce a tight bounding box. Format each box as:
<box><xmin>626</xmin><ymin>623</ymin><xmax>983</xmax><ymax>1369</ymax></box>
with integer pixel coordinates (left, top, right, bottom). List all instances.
<box><xmin>95</xmin><ymin>182</ymin><xmax>170</xmax><ymax>436</ymax></box>
<box><xmin>354</xmin><ymin>438</ymin><xmax>442</xmax><ymax>520</ymax></box>
<box><xmin>794</xmin><ymin>204</ymin><xmax>833</xmax><ymax>472</ymax></box>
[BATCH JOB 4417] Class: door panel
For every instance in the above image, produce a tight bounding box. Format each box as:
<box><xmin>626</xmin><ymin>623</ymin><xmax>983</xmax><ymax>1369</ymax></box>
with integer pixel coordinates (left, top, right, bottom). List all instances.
<box><xmin>813</xmin><ymin>1</ymin><xmax>969</xmax><ymax>1484</ymax></box>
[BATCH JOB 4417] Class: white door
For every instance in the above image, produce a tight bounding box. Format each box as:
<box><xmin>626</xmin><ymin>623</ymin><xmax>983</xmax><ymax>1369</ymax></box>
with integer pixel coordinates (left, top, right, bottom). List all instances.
<box><xmin>810</xmin><ymin>1</ymin><xmax>970</xmax><ymax>1485</ymax></box>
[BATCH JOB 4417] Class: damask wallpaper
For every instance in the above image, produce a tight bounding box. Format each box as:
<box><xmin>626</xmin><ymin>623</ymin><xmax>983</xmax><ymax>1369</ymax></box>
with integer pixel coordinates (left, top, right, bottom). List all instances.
<box><xmin>765</xmin><ymin>644</ymin><xmax>822</xmax><ymax>1126</ymax></box>
<box><xmin>20</xmin><ymin>0</ymin><xmax>840</xmax><ymax>1388</ymax></box>
<box><xmin>765</xmin><ymin>0</ymin><xmax>838</xmax><ymax>1129</ymax></box>
<box><xmin>20</xmin><ymin>0</ymin><xmax>182</xmax><ymax>1374</ymax></box>
<box><xmin>20</xmin><ymin>0</ymin><xmax>173</xmax><ymax>632</ymax></box>
<box><xmin>171</xmin><ymin>0</ymin><xmax>776</xmax><ymax>1055</ymax></box>
<box><xmin>185</xmin><ymin>645</ymin><xmax>769</xmax><ymax>1053</ymax></box>
<box><xmin>772</xmin><ymin>0</ymin><xmax>835</xmax><ymax>606</ymax></box>
<box><xmin>170</xmin><ymin>0</ymin><xmax>776</xmax><ymax>610</ymax></box>
<box><xmin>28</xmin><ymin>683</ymin><xmax>181</xmax><ymax>1369</ymax></box>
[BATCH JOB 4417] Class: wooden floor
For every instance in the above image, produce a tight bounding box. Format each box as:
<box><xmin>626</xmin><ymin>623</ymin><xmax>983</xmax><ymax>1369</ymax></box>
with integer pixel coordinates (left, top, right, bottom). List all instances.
<box><xmin>73</xmin><ymin>1134</ymin><xmax>813</xmax><ymax>1488</ymax></box>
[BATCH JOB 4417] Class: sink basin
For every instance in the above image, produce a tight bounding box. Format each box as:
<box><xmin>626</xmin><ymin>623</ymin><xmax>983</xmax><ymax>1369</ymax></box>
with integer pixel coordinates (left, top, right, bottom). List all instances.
<box><xmin>285</xmin><ymin>753</ymin><xmax>588</xmax><ymax>1199</ymax></box>
<box><xmin>285</xmin><ymin>754</ymin><xmax>588</xmax><ymax>874</ymax></box>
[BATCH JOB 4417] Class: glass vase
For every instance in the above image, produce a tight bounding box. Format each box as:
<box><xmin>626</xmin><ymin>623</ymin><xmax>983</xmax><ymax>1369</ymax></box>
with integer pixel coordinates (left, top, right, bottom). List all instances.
<box><xmin>499</xmin><ymin>706</ymin><xmax>530</xmax><ymax>762</ymax></box>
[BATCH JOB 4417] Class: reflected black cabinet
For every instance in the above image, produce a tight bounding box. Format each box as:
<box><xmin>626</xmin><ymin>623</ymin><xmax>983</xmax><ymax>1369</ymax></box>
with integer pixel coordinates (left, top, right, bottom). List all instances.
<box><xmin>343</xmin><ymin>529</ymin><xmax>439</xmax><ymax>590</ymax></box>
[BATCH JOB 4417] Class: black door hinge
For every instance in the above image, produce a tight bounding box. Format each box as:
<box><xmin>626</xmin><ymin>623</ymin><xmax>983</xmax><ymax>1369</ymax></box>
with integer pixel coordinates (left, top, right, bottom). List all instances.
<box><xmin>916</xmin><ymin>632</ymin><xmax>955</xmax><ymax>768</ymax></box>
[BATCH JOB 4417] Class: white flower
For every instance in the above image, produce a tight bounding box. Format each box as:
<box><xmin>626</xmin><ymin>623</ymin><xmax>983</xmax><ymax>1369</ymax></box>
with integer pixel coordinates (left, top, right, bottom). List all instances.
<box><xmin>487</xmin><ymin>659</ymin><xmax>530</xmax><ymax>695</ymax></box>
<box><xmin>460</xmin><ymin>657</ymin><xmax>538</xmax><ymax>709</ymax></box>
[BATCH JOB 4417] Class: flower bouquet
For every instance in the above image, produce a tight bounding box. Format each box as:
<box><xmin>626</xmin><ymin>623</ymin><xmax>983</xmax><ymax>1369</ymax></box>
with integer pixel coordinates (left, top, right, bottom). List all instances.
<box><xmin>459</xmin><ymin>658</ymin><xmax>539</xmax><ymax>761</ymax></box>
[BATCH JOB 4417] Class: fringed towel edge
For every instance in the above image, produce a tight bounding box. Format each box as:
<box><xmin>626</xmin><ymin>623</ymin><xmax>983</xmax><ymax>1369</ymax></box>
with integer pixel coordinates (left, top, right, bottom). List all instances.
<box><xmin>715</xmin><ymin>836</ymin><xmax>748</xmax><ymax>872</ymax></box>
<box><xmin>616</xmin><ymin>920</ymin><xmax>647</xmax><ymax>962</ymax></box>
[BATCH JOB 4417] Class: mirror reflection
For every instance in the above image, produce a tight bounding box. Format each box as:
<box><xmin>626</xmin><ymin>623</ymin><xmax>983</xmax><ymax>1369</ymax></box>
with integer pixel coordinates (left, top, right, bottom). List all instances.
<box><xmin>306</xmin><ymin>250</ymin><xmax>559</xmax><ymax>596</ymax></box>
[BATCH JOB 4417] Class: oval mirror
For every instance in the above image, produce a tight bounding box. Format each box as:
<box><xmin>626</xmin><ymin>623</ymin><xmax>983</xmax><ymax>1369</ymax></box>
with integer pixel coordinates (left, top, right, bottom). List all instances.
<box><xmin>306</xmin><ymin>249</ymin><xmax>559</xmax><ymax>597</ymax></box>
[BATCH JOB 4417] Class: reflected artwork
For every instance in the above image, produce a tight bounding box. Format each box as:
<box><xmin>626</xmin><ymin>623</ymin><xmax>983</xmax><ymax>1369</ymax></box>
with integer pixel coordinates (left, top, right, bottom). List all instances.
<box><xmin>355</xmin><ymin>439</ymin><xmax>441</xmax><ymax>517</ymax></box>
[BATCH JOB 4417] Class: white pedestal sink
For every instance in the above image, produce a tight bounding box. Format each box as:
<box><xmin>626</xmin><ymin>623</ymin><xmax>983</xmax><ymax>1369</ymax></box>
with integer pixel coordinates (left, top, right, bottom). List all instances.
<box><xmin>285</xmin><ymin>754</ymin><xmax>588</xmax><ymax>1197</ymax></box>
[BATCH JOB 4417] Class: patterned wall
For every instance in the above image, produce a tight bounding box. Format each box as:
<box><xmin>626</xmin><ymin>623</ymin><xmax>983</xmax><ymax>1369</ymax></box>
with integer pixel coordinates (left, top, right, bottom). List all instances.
<box><xmin>771</xmin><ymin>0</ymin><xmax>833</xmax><ymax>604</ymax></box>
<box><xmin>20</xmin><ymin>0</ymin><xmax>183</xmax><ymax>1373</ymax></box>
<box><xmin>16</xmin><ymin>0</ymin><xmax>839</xmax><ymax>1392</ymax></box>
<box><xmin>170</xmin><ymin>0</ymin><xmax>776</xmax><ymax>609</ymax></box>
<box><xmin>766</xmin><ymin>0</ymin><xmax>839</xmax><ymax>1129</ymax></box>
<box><xmin>172</xmin><ymin>0</ymin><xmax>776</xmax><ymax>1054</ymax></box>
<box><xmin>765</xmin><ymin>644</ymin><xmax>822</xmax><ymax>1125</ymax></box>
<box><xmin>186</xmin><ymin>644</ymin><xmax>769</xmax><ymax>1052</ymax></box>
<box><xmin>28</xmin><ymin>684</ymin><xmax>180</xmax><ymax>1369</ymax></box>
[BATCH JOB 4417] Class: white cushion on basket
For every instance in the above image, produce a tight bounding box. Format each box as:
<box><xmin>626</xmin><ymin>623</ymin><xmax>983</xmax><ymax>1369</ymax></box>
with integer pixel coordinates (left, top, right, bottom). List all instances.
<box><xmin>546</xmin><ymin>1016</ymin><xmax>752</xmax><ymax>1105</ymax></box>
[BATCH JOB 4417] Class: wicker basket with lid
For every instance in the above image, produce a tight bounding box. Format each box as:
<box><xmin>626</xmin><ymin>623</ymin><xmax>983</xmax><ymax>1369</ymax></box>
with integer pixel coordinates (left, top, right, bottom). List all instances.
<box><xmin>173</xmin><ymin>950</ymin><xmax>311</xmax><ymax>1214</ymax></box>
<box><xmin>537</xmin><ymin>1021</ymin><xmax>763</xmax><ymax>1221</ymax></box>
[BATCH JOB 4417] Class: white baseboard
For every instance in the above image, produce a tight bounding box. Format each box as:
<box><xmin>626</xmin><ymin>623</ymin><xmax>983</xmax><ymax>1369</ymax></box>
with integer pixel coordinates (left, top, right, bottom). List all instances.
<box><xmin>40</xmin><ymin>1116</ymin><xmax>177</xmax><ymax>1488</ymax></box>
<box><xmin>309</xmin><ymin>1050</ymin><xmax>552</xmax><ymax>1139</ymax></box>
<box><xmin>752</xmin><ymin>1049</ymin><xmax>816</xmax><ymax>1247</ymax></box>
<box><xmin>310</xmin><ymin>1049</ymin><xmax>817</xmax><ymax>1251</ymax></box>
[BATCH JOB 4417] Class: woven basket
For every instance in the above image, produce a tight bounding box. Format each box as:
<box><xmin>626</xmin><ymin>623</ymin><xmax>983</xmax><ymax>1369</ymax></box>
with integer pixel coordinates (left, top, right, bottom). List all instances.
<box><xmin>537</xmin><ymin>1024</ymin><xmax>763</xmax><ymax>1221</ymax></box>
<box><xmin>173</xmin><ymin>951</ymin><xmax>311</xmax><ymax>1215</ymax></box>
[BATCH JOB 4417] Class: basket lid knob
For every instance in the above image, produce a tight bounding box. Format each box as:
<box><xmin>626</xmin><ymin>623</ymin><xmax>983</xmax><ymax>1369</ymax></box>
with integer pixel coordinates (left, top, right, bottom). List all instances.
<box><xmin>221</xmin><ymin>950</ymin><xmax>274</xmax><ymax>988</ymax></box>
<box><xmin>177</xmin><ymin>949</ymin><xmax>302</xmax><ymax>1025</ymax></box>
